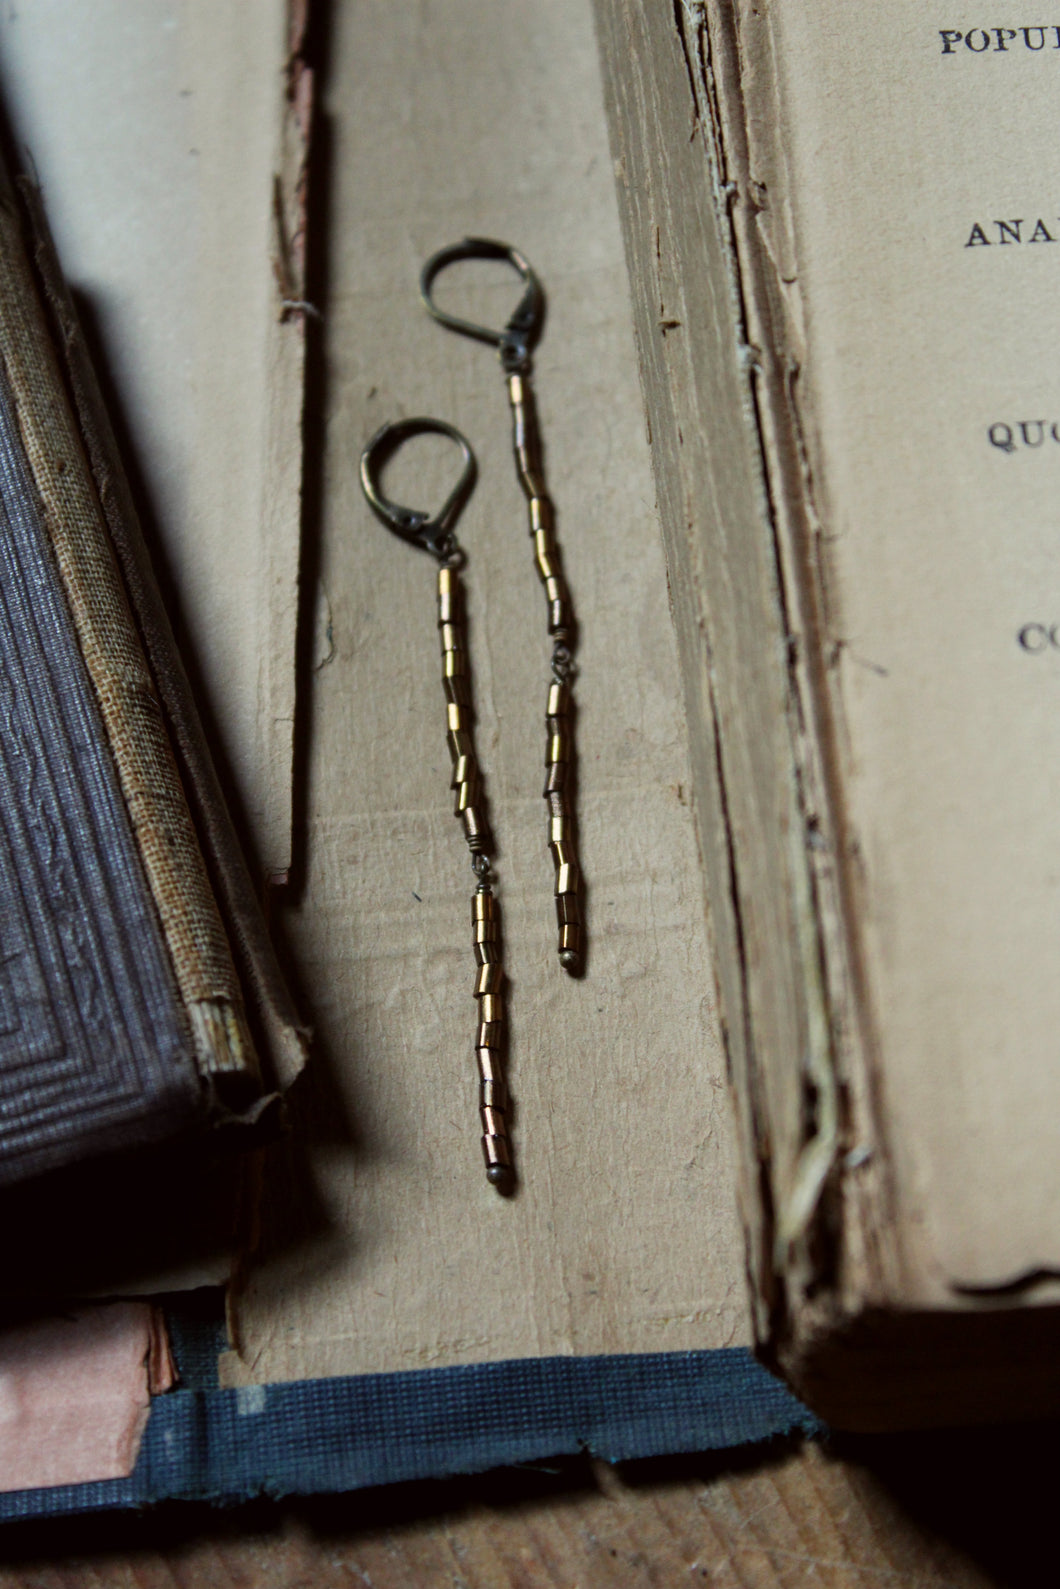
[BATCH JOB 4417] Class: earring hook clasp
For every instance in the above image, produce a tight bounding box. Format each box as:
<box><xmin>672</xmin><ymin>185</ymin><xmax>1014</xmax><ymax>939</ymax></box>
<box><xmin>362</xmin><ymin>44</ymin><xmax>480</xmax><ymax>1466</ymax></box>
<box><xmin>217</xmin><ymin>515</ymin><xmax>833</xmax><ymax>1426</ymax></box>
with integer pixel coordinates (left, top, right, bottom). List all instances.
<box><xmin>420</xmin><ymin>237</ymin><xmax>544</xmax><ymax>373</ymax></box>
<box><xmin>360</xmin><ymin>417</ymin><xmax>477</xmax><ymax>561</ymax></box>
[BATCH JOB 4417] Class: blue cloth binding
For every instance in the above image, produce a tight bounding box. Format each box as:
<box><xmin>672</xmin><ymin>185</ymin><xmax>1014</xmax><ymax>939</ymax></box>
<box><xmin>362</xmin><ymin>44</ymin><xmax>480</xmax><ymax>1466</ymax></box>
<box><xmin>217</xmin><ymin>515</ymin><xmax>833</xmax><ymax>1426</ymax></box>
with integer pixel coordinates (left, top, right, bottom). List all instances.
<box><xmin>0</xmin><ymin>1347</ymin><xmax>817</xmax><ymax>1521</ymax></box>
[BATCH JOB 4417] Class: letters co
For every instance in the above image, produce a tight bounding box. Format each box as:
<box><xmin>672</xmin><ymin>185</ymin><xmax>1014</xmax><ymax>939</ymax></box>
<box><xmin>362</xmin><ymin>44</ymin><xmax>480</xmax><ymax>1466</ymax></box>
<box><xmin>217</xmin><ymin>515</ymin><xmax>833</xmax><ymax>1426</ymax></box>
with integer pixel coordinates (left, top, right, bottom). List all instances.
<box><xmin>1018</xmin><ymin>624</ymin><xmax>1060</xmax><ymax>654</ymax></box>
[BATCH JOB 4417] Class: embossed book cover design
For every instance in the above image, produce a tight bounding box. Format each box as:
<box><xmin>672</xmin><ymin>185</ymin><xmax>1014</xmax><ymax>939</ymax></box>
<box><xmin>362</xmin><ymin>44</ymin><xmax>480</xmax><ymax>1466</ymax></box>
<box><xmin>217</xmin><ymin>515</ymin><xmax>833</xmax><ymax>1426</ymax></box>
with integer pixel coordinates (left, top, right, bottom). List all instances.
<box><xmin>0</xmin><ymin>157</ymin><xmax>304</xmax><ymax>1186</ymax></box>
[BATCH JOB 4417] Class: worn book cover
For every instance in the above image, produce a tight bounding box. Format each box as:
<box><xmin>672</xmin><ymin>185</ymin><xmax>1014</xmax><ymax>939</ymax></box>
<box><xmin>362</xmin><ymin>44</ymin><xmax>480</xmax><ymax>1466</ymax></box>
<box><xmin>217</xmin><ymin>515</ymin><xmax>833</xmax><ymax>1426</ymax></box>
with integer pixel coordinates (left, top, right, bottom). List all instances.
<box><xmin>595</xmin><ymin>0</ymin><xmax>1060</xmax><ymax>1427</ymax></box>
<box><xmin>0</xmin><ymin>141</ymin><xmax>305</xmax><ymax>1185</ymax></box>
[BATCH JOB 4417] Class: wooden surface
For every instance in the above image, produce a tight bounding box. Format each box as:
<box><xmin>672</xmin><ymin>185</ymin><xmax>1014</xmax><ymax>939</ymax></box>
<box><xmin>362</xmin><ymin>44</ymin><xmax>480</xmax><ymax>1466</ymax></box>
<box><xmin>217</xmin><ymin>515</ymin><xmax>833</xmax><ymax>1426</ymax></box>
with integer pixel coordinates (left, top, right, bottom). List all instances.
<box><xmin>0</xmin><ymin>1430</ymin><xmax>1055</xmax><ymax>1585</ymax></box>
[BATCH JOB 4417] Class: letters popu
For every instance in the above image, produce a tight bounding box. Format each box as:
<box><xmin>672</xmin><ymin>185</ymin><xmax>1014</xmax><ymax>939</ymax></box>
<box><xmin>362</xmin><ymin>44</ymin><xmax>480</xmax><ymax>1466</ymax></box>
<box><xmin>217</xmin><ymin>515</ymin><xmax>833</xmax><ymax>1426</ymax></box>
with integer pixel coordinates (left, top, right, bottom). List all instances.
<box><xmin>940</xmin><ymin>28</ymin><xmax>1060</xmax><ymax>53</ymax></box>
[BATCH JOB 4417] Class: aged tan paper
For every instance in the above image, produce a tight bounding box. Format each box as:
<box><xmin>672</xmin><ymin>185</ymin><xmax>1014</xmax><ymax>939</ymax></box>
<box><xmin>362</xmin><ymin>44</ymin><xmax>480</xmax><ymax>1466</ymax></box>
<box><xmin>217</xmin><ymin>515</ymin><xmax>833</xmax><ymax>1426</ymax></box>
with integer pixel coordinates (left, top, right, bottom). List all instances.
<box><xmin>221</xmin><ymin>0</ymin><xmax>747</xmax><ymax>1385</ymax></box>
<box><xmin>752</xmin><ymin>4</ymin><xmax>1060</xmax><ymax>1293</ymax></box>
<box><xmin>0</xmin><ymin>0</ymin><xmax>305</xmax><ymax>878</ymax></box>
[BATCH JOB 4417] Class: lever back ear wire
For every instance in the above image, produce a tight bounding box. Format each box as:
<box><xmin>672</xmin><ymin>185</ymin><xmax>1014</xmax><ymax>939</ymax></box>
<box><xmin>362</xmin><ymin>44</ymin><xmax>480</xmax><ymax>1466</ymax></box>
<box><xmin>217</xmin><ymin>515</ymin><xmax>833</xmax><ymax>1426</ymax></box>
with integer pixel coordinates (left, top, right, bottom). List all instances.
<box><xmin>420</xmin><ymin>239</ymin><xmax>584</xmax><ymax>976</ymax></box>
<box><xmin>360</xmin><ymin>418</ymin><xmax>514</xmax><ymax>1194</ymax></box>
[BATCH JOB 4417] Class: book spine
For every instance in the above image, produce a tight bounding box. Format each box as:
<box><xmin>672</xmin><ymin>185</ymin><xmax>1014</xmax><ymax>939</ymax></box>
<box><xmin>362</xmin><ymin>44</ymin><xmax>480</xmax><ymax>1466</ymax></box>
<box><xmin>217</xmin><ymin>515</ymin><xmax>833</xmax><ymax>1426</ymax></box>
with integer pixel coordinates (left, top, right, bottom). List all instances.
<box><xmin>592</xmin><ymin>0</ymin><xmax>876</xmax><ymax>1336</ymax></box>
<box><xmin>0</xmin><ymin>181</ymin><xmax>258</xmax><ymax>1091</ymax></box>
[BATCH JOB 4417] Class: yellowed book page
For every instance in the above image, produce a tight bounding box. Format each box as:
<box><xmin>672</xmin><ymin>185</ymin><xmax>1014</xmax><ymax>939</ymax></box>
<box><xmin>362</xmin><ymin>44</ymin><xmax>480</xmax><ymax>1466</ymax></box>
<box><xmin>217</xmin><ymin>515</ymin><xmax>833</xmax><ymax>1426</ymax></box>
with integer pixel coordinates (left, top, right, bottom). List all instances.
<box><xmin>758</xmin><ymin>5</ymin><xmax>1060</xmax><ymax>1293</ymax></box>
<box><xmin>0</xmin><ymin>0</ymin><xmax>303</xmax><ymax>878</ymax></box>
<box><xmin>221</xmin><ymin>0</ymin><xmax>747</xmax><ymax>1385</ymax></box>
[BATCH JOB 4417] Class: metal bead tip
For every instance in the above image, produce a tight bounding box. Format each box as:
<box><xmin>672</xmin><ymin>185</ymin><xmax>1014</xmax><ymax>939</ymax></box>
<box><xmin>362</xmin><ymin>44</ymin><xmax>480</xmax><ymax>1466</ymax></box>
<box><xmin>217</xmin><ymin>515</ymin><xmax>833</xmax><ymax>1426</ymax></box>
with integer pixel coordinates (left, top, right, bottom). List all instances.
<box><xmin>487</xmin><ymin>1163</ymin><xmax>515</xmax><ymax>1195</ymax></box>
<box><xmin>559</xmin><ymin>948</ymin><xmax>582</xmax><ymax>975</ymax></box>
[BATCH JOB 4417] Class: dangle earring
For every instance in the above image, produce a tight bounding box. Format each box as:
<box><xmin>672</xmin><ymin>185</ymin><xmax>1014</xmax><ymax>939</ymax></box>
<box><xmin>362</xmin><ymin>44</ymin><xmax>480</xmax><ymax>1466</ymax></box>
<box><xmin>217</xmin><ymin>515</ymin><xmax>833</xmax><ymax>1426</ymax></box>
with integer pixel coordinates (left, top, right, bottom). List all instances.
<box><xmin>360</xmin><ymin>418</ymin><xmax>513</xmax><ymax>1194</ymax></box>
<box><xmin>420</xmin><ymin>239</ymin><xmax>584</xmax><ymax>976</ymax></box>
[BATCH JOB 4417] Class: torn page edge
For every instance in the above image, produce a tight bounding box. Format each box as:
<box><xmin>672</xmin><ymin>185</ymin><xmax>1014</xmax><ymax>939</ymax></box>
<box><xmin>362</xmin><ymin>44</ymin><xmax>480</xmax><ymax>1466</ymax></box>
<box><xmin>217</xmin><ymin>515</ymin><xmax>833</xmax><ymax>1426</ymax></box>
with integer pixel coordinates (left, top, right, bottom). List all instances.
<box><xmin>679</xmin><ymin>4</ymin><xmax>851</xmax><ymax>1278</ymax></box>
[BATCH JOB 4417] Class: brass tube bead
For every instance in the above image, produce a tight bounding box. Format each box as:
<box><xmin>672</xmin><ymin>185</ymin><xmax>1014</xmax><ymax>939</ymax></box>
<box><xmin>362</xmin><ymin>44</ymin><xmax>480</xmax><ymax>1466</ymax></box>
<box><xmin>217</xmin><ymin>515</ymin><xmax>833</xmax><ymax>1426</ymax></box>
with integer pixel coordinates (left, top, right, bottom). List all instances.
<box><xmin>478</xmin><ymin>993</ymin><xmax>503</xmax><ymax>1025</ymax></box>
<box><xmin>462</xmin><ymin>807</ymin><xmax>489</xmax><ymax>851</ymax></box>
<box><xmin>481</xmin><ymin>1105</ymin><xmax>508</xmax><ymax>1139</ymax></box>
<box><xmin>547</xmin><ymin>599</ymin><xmax>571</xmax><ymax>634</ymax></box>
<box><xmin>443</xmin><ymin>675</ymin><xmax>470</xmax><ymax>707</ymax></box>
<box><xmin>475</xmin><ymin>1045</ymin><xmax>504</xmax><ymax>1083</ymax></box>
<box><xmin>480</xmin><ymin>1077</ymin><xmax>508</xmax><ymax>1111</ymax></box>
<box><xmin>482</xmin><ymin>1134</ymin><xmax>512</xmax><ymax>1172</ymax></box>
<box><xmin>555</xmin><ymin>861</ymin><xmax>579</xmax><ymax>897</ymax></box>
<box><xmin>530</xmin><ymin>497</ymin><xmax>553</xmax><ymax>534</ymax></box>
<box><xmin>454</xmin><ymin>779</ymin><xmax>479</xmax><ymax>815</ymax></box>
<box><xmin>474</xmin><ymin>962</ymin><xmax>504</xmax><ymax>996</ymax></box>
<box><xmin>472</xmin><ymin>891</ymin><xmax>496</xmax><ymax>922</ymax></box>
<box><xmin>437</xmin><ymin>565</ymin><xmax>462</xmax><ymax>623</ymax></box>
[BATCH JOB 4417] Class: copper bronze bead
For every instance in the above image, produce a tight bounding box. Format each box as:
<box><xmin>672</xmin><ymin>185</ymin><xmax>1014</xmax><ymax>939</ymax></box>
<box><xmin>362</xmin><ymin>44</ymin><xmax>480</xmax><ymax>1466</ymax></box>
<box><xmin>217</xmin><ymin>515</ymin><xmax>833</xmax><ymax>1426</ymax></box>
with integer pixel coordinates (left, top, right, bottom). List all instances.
<box><xmin>544</xmin><ymin>760</ymin><xmax>568</xmax><ymax>795</ymax></box>
<box><xmin>474</xmin><ymin>961</ymin><xmax>504</xmax><ymax>996</ymax></box>
<box><xmin>475</xmin><ymin>1045</ymin><xmax>504</xmax><ymax>1082</ymax></box>
<box><xmin>547</xmin><ymin>598</ymin><xmax>571</xmax><ymax>634</ymax></box>
<box><xmin>477</xmin><ymin>993</ymin><xmax>504</xmax><ymax>1026</ymax></box>
<box><xmin>461</xmin><ymin>807</ymin><xmax>489</xmax><ymax>850</ymax></box>
<box><xmin>480</xmin><ymin>1077</ymin><xmax>508</xmax><ymax>1112</ymax></box>
<box><xmin>483</xmin><ymin>1131</ymin><xmax>512</xmax><ymax>1168</ymax></box>
<box><xmin>556</xmin><ymin>892</ymin><xmax>581</xmax><ymax>925</ymax></box>
<box><xmin>481</xmin><ymin>1105</ymin><xmax>508</xmax><ymax>1140</ymax></box>
<box><xmin>483</xmin><ymin>1132</ymin><xmax>513</xmax><ymax>1193</ymax></box>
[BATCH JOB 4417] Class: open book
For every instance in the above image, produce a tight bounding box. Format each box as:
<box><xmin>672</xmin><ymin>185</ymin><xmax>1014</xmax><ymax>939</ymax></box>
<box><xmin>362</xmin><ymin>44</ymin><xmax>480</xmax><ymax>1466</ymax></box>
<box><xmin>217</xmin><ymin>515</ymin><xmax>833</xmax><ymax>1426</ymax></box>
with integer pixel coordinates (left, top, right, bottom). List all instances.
<box><xmin>594</xmin><ymin>0</ymin><xmax>1060</xmax><ymax>1427</ymax></box>
<box><xmin>0</xmin><ymin>1</ymin><xmax>818</xmax><ymax>1509</ymax></box>
<box><xmin>5</xmin><ymin>0</ymin><xmax>1047</xmax><ymax>1511</ymax></box>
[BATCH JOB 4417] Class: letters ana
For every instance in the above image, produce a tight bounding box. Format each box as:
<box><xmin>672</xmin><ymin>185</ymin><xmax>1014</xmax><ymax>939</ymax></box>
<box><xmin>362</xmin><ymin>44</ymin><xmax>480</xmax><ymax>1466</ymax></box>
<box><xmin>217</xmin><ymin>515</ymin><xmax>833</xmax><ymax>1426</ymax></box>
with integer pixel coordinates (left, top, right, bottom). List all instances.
<box><xmin>966</xmin><ymin>220</ymin><xmax>1058</xmax><ymax>245</ymax></box>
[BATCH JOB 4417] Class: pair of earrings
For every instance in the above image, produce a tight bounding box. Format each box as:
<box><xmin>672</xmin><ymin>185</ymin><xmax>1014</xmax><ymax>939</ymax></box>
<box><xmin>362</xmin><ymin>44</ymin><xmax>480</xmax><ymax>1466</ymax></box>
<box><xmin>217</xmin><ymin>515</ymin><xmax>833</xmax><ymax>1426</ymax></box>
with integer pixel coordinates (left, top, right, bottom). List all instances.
<box><xmin>359</xmin><ymin>238</ymin><xmax>583</xmax><ymax>1195</ymax></box>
